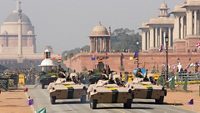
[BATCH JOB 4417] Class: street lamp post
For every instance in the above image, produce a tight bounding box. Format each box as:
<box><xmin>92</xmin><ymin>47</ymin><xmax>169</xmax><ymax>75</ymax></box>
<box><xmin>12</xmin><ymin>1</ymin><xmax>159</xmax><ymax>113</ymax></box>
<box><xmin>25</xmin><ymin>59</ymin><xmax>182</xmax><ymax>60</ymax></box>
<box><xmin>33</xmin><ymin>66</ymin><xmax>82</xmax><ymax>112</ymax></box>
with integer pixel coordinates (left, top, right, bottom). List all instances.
<box><xmin>165</xmin><ymin>34</ymin><xmax>169</xmax><ymax>82</ymax></box>
<box><xmin>136</xmin><ymin>41</ymin><xmax>139</xmax><ymax>68</ymax></box>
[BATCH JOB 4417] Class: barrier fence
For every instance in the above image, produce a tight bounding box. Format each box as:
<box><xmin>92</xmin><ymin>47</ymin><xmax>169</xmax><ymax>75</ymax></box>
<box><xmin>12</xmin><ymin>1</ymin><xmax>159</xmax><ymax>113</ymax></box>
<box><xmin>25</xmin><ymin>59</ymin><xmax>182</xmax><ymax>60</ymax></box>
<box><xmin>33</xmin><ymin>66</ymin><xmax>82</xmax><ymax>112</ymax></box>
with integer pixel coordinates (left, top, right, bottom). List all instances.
<box><xmin>177</xmin><ymin>73</ymin><xmax>200</xmax><ymax>81</ymax></box>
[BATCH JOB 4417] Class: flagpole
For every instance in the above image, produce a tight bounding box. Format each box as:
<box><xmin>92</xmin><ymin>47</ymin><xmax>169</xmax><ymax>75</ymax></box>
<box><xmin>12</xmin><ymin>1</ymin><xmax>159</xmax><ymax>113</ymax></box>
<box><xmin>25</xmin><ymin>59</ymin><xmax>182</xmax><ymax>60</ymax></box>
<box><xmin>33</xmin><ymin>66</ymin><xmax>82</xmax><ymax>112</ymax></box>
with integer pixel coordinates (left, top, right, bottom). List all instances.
<box><xmin>136</xmin><ymin>41</ymin><xmax>140</xmax><ymax>68</ymax></box>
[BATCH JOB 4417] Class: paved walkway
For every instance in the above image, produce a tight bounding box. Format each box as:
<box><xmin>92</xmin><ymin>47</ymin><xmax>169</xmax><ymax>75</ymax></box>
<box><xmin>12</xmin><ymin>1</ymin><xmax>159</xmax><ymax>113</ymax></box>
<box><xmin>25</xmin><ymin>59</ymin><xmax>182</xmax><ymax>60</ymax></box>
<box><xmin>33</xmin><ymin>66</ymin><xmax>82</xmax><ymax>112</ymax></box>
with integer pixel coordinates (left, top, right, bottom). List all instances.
<box><xmin>0</xmin><ymin>89</ymin><xmax>33</xmax><ymax>113</ymax></box>
<box><xmin>165</xmin><ymin>84</ymin><xmax>200</xmax><ymax>113</ymax></box>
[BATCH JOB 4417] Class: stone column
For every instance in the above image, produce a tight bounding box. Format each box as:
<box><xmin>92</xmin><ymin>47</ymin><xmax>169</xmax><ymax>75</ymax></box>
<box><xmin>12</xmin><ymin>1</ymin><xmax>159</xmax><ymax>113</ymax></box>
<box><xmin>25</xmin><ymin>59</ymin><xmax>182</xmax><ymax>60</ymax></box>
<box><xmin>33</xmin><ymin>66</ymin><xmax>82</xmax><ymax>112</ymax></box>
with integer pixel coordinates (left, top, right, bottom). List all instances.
<box><xmin>155</xmin><ymin>28</ymin><xmax>158</xmax><ymax>48</ymax></box>
<box><xmin>95</xmin><ymin>37</ymin><xmax>98</xmax><ymax>52</ymax></box>
<box><xmin>159</xmin><ymin>27</ymin><xmax>162</xmax><ymax>47</ymax></box>
<box><xmin>173</xmin><ymin>16</ymin><xmax>180</xmax><ymax>41</ymax></box>
<box><xmin>186</xmin><ymin>10</ymin><xmax>193</xmax><ymax>36</ymax></box>
<box><xmin>100</xmin><ymin>37</ymin><xmax>103</xmax><ymax>52</ymax></box>
<box><xmin>149</xmin><ymin>28</ymin><xmax>154</xmax><ymax>49</ymax></box>
<box><xmin>180</xmin><ymin>16</ymin><xmax>184</xmax><ymax>39</ymax></box>
<box><xmin>102</xmin><ymin>38</ymin><xmax>105</xmax><ymax>51</ymax></box>
<box><xmin>146</xmin><ymin>31</ymin><xmax>150</xmax><ymax>50</ymax></box>
<box><xmin>168</xmin><ymin>27</ymin><xmax>171</xmax><ymax>47</ymax></box>
<box><xmin>109</xmin><ymin>37</ymin><xmax>111</xmax><ymax>52</ymax></box>
<box><xmin>106</xmin><ymin>38</ymin><xmax>109</xmax><ymax>52</ymax></box>
<box><xmin>90</xmin><ymin>37</ymin><xmax>92</xmax><ymax>52</ymax></box>
<box><xmin>184</xmin><ymin>16</ymin><xmax>187</xmax><ymax>37</ymax></box>
<box><xmin>93</xmin><ymin>38</ymin><xmax>96</xmax><ymax>52</ymax></box>
<box><xmin>194</xmin><ymin>10</ymin><xmax>197</xmax><ymax>35</ymax></box>
<box><xmin>142</xmin><ymin>31</ymin><xmax>146</xmax><ymax>51</ymax></box>
<box><xmin>197</xmin><ymin>11</ymin><xmax>200</xmax><ymax>35</ymax></box>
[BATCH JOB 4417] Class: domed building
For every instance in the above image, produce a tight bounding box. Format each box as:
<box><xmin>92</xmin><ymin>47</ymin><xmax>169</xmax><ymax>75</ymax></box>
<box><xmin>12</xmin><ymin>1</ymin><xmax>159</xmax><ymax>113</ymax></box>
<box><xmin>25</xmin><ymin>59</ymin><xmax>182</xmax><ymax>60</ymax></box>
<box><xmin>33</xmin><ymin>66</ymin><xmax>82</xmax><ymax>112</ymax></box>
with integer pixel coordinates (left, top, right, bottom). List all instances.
<box><xmin>0</xmin><ymin>1</ymin><xmax>42</xmax><ymax>69</ymax></box>
<box><xmin>89</xmin><ymin>23</ymin><xmax>111</xmax><ymax>53</ymax></box>
<box><xmin>0</xmin><ymin>1</ymin><xmax>36</xmax><ymax>55</ymax></box>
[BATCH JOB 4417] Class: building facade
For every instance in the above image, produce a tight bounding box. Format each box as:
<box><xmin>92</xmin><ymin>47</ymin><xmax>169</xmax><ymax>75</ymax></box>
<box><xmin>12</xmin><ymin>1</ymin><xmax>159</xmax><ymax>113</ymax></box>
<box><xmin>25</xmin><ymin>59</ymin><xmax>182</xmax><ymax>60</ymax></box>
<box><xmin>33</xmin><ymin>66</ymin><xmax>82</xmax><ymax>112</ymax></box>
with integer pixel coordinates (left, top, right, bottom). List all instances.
<box><xmin>140</xmin><ymin>1</ymin><xmax>200</xmax><ymax>53</ymax></box>
<box><xmin>0</xmin><ymin>1</ymin><xmax>36</xmax><ymax>55</ymax></box>
<box><xmin>64</xmin><ymin>1</ymin><xmax>200</xmax><ymax>73</ymax></box>
<box><xmin>0</xmin><ymin>1</ymin><xmax>42</xmax><ymax>69</ymax></box>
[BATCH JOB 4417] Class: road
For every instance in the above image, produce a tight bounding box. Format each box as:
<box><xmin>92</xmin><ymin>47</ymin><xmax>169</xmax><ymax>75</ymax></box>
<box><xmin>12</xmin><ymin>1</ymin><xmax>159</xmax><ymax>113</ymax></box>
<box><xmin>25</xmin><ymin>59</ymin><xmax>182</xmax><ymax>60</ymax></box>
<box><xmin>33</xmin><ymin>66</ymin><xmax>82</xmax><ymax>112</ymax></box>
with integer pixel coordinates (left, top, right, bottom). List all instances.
<box><xmin>27</xmin><ymin>85</ymin><xmax>194</xmax><ymax>113</ymax></box>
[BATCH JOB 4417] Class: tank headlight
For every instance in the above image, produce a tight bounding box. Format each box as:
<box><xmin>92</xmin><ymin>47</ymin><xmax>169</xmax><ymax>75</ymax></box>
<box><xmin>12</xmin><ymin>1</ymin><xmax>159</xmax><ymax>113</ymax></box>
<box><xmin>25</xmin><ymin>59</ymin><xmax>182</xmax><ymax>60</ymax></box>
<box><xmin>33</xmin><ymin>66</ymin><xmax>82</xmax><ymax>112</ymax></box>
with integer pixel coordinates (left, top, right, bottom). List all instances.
<box><xmin>52</xmin><ymin>87</ymin><xmax>55</xmax><ymax>90</ymax></box>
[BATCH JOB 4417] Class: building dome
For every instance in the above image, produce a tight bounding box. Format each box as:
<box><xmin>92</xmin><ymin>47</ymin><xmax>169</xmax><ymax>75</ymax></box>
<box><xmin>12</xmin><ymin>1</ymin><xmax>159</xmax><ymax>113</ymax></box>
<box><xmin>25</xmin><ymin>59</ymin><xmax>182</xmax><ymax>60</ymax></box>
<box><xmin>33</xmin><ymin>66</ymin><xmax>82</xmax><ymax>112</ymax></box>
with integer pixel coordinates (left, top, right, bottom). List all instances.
<box><xmin>39</xmin><ymin>59</ymin><xmax>54</xmax><ymax>67</ymax></box>
<box><xmin>90</xmin><ymin>24</ymin><xmax>110</xmax><ymax>37</ymax></box>
<box><xmin>4</xmin><ymin>11</ymin><xmax>31</xmax><ymax>24</ymax></box>
<box><xmin>0</xmin><ymin>10</ymin><xmax>34</xmax><ymax>35</ymax></box>
<box><xmin>160</xmin><ymin>2</ymin><xmax>168</xmax><ymax>9</ymax></box>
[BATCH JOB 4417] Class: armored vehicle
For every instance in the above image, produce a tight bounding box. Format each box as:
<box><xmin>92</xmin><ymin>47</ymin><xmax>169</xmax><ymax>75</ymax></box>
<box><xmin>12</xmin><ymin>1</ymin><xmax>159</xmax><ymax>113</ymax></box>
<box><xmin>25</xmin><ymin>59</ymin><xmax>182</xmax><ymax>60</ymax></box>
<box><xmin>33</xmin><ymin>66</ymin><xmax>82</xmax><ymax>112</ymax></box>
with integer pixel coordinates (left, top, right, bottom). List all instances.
<box><xmin>127</xmin><ymin>81</ymin><xmax>167</xmax><ymax>104</ymax></box>
<box><xmin>47</xmin><ymin>78</ymin><xmax>87</xmax><ymax>104</ymax></box>
<box><xmin>39</xmin><ymin>72</ymin><xmax>57</xmax><ymax>89</ymax></box>
<box><xmin>87</xmin><ymin>79</ymin><xmax>132</xmax><ymax>109</ymax></box>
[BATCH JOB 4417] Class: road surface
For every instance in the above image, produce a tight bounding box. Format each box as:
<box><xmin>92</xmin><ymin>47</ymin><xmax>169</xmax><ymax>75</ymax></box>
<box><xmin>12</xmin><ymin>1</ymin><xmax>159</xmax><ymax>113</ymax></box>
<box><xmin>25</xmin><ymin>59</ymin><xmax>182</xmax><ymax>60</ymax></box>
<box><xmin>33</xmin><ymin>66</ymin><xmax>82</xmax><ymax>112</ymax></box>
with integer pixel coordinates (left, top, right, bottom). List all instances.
<box><xmin>27</xmin><ymin>85</ymin><xmax>194</xmax><ymax>113</ymax></box>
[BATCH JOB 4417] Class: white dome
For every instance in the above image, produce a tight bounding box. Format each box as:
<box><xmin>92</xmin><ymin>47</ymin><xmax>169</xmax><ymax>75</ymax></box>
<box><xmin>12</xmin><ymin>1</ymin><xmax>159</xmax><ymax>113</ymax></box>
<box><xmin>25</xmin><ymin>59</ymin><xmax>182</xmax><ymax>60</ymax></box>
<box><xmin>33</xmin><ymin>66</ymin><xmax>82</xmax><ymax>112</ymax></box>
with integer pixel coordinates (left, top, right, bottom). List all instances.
<box><xmin>90</xmin><ymin>24</ymin><xmax>110</xmax><ymax>37</ymax></box>
<box><xmin>44</xmin><ymin>49</ymin><xmax>50</xmax><ymax>53</ymax></box>
<box><xmin>0</xmin><ymin>11</ymin><xmax>34</xmax><ymax>35</ymax></box>
<box><xmin>5</xmin><ymin>10</ymin><xmax>31</xmax><ymax>24</ymax></box>
<box><xmin>39</xmin><ymin>59</ymin><xmax>54</xmax><ymax>67</ymax></box>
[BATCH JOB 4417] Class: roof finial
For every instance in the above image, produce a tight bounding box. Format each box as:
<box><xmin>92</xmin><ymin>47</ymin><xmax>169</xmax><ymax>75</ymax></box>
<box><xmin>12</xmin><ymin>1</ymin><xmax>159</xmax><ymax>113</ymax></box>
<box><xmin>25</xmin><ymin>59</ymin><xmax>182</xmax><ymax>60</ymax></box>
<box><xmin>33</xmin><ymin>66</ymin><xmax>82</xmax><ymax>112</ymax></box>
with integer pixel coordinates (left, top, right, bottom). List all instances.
<box><xmin>109</xmin><ymin>26</ymin><xmax>111</xmax><ymax>35</ymax></box>
<box><xmin>16</xmin><ymin>0</ymin><xmax>22</xmax><ymax>13</ymax></box>
<box><xmin>99</xmin><ymin>21</ymin><xmax>102</xmax><ymax>26</ymax></box>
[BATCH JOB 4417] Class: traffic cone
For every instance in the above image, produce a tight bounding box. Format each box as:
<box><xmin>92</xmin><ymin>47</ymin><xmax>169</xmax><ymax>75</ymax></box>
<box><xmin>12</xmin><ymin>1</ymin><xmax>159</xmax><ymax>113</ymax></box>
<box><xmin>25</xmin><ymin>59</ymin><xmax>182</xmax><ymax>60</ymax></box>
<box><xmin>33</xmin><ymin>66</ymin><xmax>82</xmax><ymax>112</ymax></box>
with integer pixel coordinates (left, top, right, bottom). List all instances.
<box><xmin>24</xmin><ymin>87</ymin><xmax>28</xmax><ymax>92</ymax></box>
<box><xmin>28</xmin><ymin>96</ymin><xmax>34</xmax><ymax>105</ymax></box>
<box><xmin>188</xmin><ymin>99</ymin><xmax>194</xmax><ymax>105</ymax></box>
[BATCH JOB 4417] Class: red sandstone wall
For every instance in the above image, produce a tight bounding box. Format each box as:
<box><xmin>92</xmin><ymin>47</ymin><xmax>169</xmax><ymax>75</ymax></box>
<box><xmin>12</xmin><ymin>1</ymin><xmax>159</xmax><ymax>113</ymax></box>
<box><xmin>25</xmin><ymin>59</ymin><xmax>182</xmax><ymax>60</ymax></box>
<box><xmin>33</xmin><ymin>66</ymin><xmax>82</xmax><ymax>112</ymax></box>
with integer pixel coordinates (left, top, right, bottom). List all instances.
<box><xmin>64</xmin><ymin>52</ymin><xmax>200</xmax><ymax>73</ymax></box>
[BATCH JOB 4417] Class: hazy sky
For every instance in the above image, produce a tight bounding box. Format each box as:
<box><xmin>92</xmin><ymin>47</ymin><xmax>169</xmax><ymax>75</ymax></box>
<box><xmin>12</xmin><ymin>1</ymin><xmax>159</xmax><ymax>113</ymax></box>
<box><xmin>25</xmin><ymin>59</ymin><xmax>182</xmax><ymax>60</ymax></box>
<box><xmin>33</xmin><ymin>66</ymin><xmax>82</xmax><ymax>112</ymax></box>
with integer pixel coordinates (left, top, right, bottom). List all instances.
<box><xmin>0</xmin><ymin>0</ymin><xmax>184</xmax><ymax>54</ymax></box>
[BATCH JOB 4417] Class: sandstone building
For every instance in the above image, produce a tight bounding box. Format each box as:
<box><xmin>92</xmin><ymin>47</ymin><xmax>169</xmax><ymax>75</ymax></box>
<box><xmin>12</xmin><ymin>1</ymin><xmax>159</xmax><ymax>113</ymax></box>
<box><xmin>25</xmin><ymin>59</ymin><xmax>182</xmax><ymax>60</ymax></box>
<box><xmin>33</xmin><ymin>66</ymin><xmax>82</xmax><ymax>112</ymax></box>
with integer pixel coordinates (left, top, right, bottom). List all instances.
<box><xmin>0</xmin><ymin>1</ymin><xmax>43</xmax><ymax>69</ymax></box>
<box><xmin>64</xmin><ymin>0</ymin><xmax>200</xmax><ymax>73</ymax></box>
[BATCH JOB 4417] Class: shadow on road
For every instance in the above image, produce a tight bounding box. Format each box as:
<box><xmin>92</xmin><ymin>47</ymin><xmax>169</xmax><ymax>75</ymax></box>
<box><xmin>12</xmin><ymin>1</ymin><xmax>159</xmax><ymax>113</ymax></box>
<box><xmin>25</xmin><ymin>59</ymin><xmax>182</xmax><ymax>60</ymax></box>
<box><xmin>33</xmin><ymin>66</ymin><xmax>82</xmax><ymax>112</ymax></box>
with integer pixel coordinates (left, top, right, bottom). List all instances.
<box><xmin>54</xmin><ymin>101</ymin><xmax>89</xmax><ymax>105</ymax></box>
<box><xmin>96</xmin><ymin>106</ymin><xmax>153</xmax><ymax>110</ymax></box>
<box><xmin>133</xmin><ymin>101</ymin><xmax>183</xmax><ymax>106</ymax></box>
<box><xmin>164</xmin><ymin>102</ymin><xmax>183</xmax><ymax>106</ymax></box>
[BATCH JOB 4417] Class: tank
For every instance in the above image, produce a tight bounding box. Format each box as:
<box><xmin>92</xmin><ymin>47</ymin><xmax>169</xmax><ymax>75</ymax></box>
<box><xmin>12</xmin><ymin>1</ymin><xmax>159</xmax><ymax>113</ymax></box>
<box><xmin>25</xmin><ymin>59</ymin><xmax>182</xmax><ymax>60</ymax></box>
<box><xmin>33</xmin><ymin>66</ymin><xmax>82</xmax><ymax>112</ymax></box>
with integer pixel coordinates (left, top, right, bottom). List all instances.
<box><xmin>39</xmin><ymin>72</ymin><xmax>57</xmax><ymax>89</ymax></box>
<box><xmin>127</xmin><ymin>80</ymin><xmax>167</xmax><ymax>104</ymax></box>
<box><xmin>47</xmin><ymin>78</ymin><xmax>87</xmax><ymax>104</ymax></box>
<box><xmin>87</xmin><ymin>79</ymin><xmax>132</xmax><ymax>109</ymax></box>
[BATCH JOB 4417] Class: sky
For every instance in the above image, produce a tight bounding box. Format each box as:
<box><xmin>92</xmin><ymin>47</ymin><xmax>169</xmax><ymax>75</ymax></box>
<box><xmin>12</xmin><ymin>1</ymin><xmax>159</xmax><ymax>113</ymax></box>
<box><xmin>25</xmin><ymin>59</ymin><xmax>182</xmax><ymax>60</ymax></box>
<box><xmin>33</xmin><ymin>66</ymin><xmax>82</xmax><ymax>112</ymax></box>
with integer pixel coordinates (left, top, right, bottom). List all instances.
<box><xmin>0</xmin><ymin>0</ymin><xmax>184</xmax><ymax>54</ymax></box>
